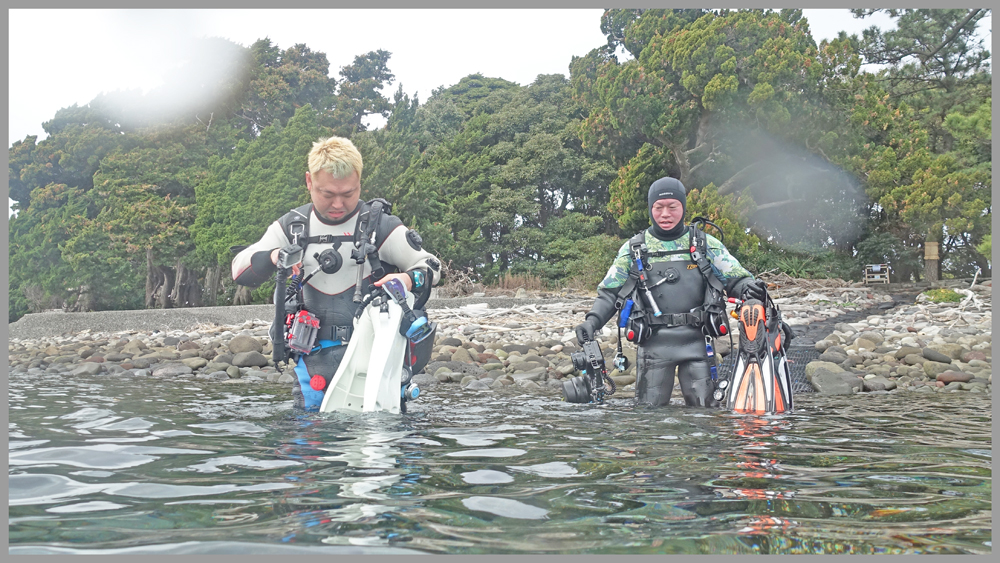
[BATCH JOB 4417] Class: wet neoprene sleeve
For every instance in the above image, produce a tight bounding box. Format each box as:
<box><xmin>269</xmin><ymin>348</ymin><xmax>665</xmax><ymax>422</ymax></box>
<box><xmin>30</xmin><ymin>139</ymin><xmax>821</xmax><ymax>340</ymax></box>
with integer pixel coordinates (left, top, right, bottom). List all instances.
<box><xmin>585</xmin><ymin>287</ymin><xmax>620</xmax><ymax>330</ymax></box>
<box><xmin>234</xmin><ymin>250</ymin><xmax>279</xmax><ymax>287</ymax></box>
<box><xmin>727</xmin><ymin>276</ymin><xmax>754</xmax><ymax>299</ymax></box>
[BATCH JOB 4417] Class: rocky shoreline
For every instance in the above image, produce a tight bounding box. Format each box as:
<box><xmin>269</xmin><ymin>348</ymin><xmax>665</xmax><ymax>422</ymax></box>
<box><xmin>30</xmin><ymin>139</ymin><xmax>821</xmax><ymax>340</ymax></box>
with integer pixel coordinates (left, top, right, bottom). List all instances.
<box><xmin>7</xmin><ymin>279</ymin><xmax>992</xmax><ymax>400</ymax></box>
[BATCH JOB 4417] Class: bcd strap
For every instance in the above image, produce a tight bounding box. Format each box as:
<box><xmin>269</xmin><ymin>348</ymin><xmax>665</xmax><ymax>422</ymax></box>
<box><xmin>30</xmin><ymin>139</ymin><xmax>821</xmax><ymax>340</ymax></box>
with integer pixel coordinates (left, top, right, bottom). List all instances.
<box><xmin>304</xmin><ymin>234</ymin><xmax>354</xmax><ymax>245</ymax></box>
<box><xmin>613</xmin><ymin>232</ymin><xmax>647</xmax><ymax>311</ymax></box>
<box><xmin>649</xmin><ymin>312</ymin><xmax>704</xmax><ymax>327</ymax></box>
<box><xmin>688</xmin><ymin>225</ymin><xmax>727</xmax><ymax>298</ymax></box>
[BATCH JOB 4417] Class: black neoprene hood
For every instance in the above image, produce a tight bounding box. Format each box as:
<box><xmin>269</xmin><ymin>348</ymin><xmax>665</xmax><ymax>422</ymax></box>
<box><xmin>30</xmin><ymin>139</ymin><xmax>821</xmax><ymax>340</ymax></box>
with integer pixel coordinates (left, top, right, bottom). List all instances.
<box><xmin>647</xmin><ymin>176</ymin><xmax>687</xmax><ymax>240</ymax></box>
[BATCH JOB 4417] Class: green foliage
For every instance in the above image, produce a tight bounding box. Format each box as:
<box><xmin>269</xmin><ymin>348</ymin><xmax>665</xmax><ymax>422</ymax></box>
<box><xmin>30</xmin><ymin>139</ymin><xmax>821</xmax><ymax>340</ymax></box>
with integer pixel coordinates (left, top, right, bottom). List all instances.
<box><xmin>7</xmin><ymin>19</ymin><xmax>993</xmax><ymax>321</ymax></box>
<box><xmin>744</xmin><ymin>244</ymin><xmax>858</xmax><ymax>280</ymax></box>
<box><xmin>389</xmin><ymin>73</ymin><xmax>617</xmax><ymax>276</ymax></box>
<box><xmin>193</xmin><ymin>105</ymin><xmax>325</xmax><ymax>268</ymax></box>
<box><xmin>923</xmin><ymin>288</ymin><xmax>963</xmax><ymax>303</ymax></box>
<box><xmin>8</xmin><ymin>184</ymin><xmax>91</xmax><ymax>320</ymax></box>
<box><xmin>685</xmin><ymin>183</ymin><xmax>760</xmax><ymax>259</ymax></box>
<box><xmin>854</xmin><ymin>231</ymin><xmax>922</xmax><ymax>281</ymax></box>
<box><xmin>975</xmin><ymin>235</ymin><xmax>991</xmax><ymax>260</ymax></box>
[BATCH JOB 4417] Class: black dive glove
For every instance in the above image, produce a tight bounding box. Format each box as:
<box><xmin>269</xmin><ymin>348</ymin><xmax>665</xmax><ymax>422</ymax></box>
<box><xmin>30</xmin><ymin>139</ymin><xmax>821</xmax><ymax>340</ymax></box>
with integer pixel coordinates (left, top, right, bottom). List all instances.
<box><xmin>576</xmin><ymin>288</ymin><xmax>618</xmax><ymax>345</ymax></box>
<box><xmin>575</xmin><ymin>317</ymin><xmax>600</xmax><ymax>346</ymax></box>
<box><xmin>739</xmin><ymin>279</ymin><xmax>769</xmax><ymax>302</ymax></box>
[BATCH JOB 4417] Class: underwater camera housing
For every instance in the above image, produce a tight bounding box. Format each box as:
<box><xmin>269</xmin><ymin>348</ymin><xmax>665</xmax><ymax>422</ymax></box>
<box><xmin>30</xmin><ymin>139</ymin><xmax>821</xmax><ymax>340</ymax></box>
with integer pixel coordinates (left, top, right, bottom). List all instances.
<box><xmin>563</xmin><ymin>340</ymin><xmax>611</xmax><ymax>404</ymax></box>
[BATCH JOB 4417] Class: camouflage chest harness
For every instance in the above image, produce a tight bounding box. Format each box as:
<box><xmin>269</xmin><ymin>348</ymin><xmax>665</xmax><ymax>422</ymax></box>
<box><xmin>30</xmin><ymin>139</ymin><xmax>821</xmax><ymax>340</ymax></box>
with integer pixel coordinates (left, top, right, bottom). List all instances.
<box><xmin>613</xmin><ymin>218</ymin><xmax>729</xmax><ymax>331</ymax></box>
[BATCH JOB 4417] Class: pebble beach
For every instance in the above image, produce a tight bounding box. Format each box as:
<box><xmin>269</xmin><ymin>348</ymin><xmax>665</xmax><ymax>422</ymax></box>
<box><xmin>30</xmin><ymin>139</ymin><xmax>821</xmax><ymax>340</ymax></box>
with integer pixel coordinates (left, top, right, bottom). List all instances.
<box><xmin>8</xmin><ymin>278</ymin><xmax>992</xmax><ymax>400</ymax></box>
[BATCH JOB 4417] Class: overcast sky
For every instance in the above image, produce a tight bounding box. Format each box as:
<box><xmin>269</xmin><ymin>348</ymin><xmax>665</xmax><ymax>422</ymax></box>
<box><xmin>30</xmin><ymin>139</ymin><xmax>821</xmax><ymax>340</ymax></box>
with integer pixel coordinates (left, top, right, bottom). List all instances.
<box><xmin>6</xmin><ymin>9</ymin><xmax>991</xmax><ymax>214</ymax></box>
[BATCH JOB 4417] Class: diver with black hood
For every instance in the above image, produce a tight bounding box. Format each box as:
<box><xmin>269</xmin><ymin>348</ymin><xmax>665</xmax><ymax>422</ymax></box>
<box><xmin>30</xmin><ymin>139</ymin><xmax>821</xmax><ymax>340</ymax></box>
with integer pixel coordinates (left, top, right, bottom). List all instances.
<box><xmin>575</xmin><ymin>177</ymin><xmax>767</xmax><ymax>407</ymax></box>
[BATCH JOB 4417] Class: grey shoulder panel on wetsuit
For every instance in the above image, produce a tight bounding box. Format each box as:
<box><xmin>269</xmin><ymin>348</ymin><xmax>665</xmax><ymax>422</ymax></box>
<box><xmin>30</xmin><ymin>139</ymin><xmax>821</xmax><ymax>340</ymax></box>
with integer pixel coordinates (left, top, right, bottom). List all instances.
<box><xmin>374</xmin><ymin>212</ymin><xmax>404</xmax><ymax>250</ymax></box>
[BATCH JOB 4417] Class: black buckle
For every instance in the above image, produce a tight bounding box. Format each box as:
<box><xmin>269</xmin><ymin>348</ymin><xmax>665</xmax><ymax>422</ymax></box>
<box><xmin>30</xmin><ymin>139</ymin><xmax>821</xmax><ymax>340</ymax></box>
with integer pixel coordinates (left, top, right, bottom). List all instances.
<box><xmin>333</xmin><ymin>325</ymin><xmax>352</xmax><ymax>341</ymax></box>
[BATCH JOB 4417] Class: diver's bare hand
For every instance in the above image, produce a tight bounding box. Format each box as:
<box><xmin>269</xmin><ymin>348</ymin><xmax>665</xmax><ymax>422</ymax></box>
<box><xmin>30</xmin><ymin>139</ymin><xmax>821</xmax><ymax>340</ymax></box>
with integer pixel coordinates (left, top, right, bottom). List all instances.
<box><xmin>373</xmin><ymin>272</ymin><xmax>412</xmax><ymax>291</ymax></box>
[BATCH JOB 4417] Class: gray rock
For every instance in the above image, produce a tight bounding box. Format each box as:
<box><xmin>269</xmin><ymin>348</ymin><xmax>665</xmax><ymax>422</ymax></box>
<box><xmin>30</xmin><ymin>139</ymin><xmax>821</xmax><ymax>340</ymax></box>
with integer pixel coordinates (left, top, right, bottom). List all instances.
<box><xmin>152</xmin><ymin>364</ymin><xmax>193</xmax><ymax>377</ymax></box>
<box><xmin>921</xmin><ymin>348</ymin><xmax>952</xmax><ymax>364</ymax></box>
<box><xmin>862</xmin><ymin>379</ymin><xmax>886</xmax><ymax>392</ymax></box>
<box><xmin>205</xmin><ymin>361</ymin><xmax>231</xmax><ymax>372</ymax></box>
<box><xmin>804</xmin><ymin>361</ymin><xmax>846</xmax><ymax>377</ymax></box>
<box><xmin>460</xmin><ymin>375</ymin><xmax>477</xmax><ymax>386</ymax></box>
<box><xmin>922</xmin><ymin>361</ymin><xmax>952</xmax><ymax>378</ymax></box>
<box><xmin>516</xmin><ymin>379</ymin><xmax>540</xmax><ymax>390</ymax></box>
<box><xmin>122</xmin><ymin>339</ymin><xmax>148</xmax><ymax>355</ymax></box>
<box><xmin>228</xmin><ymin>335</ymin><xmax>263</xmax><ymax>354</ymax></box>
<box><xmin>411</xmin><ymin>373</ymin><xmax>437</xmax><ymax>386</ymax></box>
<box><xmin>462</xmin><ymin>324</ymin><xmax>482</xmax><ymax>336</ymax></box>
<box><xmin>903</xmin><ymin>354</ymin><xmax>926</xmax><ymax>366</ymax></box>
<box><xmin>277</xmin><ymin>373</ymin><xmax>295</xmax><ymax>384</ymax></box>
<box><xmin>163</xmin><ymin>336</ymin><xmax>181</xmax><ymax>346</ymax></box>
<box><xmin>465</xmin><ymin>379</ymin><xmax>492</xmax><ymax>390</ymax></box>
<box><xmin>834</xmin><ymin>323</ymin><xmax>857</xmax><ymax>334</ymax></box>
<box><xmin>818</xmin><ymin>351</ymin><xmax>848</xmax><ymax>364</ymax></box>
<box><xmin>71</xmin><ymin>363</ymin><xmax>103</xmax><ymax>376</ymax></box>
<box><xmin>502</xmin><ymin>344</ymin><xmax>531</xmax><ymax>355</ymax></box>
<box><xmin>214</xmin><ymin>353</ymin><xmax>234</xmax><ymax>365</ymax></box>
<box><xmin>863</xmin><ymin>376</ymin><xmax>896</xmax><ymax>392</ymax></box>
<box><xmin>807</xmin><ymin>370</ymin><xmax>855</xmax><ymax>395</ymax></box>
<box><xmin>227</xmin><ymin>366</ymin><xmax>242</xmax><ymax>378</ymax></box>
<box><xmin>840</xmin><ymin>356</ymin><xmax>860</xmax><ymax>369</ymax></box>
<box><xmin>181</xmin><ymin>357</ymin><xmax>208</xmax><ymax>369</ymax></box>
<box><xmin>856</xmin><ymin>331</ymin><xmax>885</xmax><ymax>346</ymax></box>
<box><xmin>490</xmin><ymin>378</ymin><xmax>507</xmax><ymax>389</ymax></box>
<box><xmin>895</xmin><ymin>346</ymin><xmax>923</xmax><ymax>360</ymax></box>
<box><xmin>511</xmin><ymin>369</ymin><xmax>546</xmax><ymax>382</ymax></box>
<box><xmin>612</xmin><ymin>374</ymin><xmax>636</xmax><ymax>387</ymax></box>
<box><xmin>929</xmin><ymin>343</ymin><xmax>967</xmax><ymax>360</ymax></box>
<box><xmin>451</xmin><ymin>347</ymin><xmax>474</xmax><ymax>363</ymax></box>
<box><xmin>439</xmin><ymin>337</ymin><xmax>463</xmax><ymax>347</ymax></box>
<box><xmin>232</xmin><ymin>351</ymin><xmax>268</xmax><ymax>368</ymax></box>
<box><xmin>815</xmin><ymin>340</ymin><xmax>833</xmax><ymax>352</ymax></box>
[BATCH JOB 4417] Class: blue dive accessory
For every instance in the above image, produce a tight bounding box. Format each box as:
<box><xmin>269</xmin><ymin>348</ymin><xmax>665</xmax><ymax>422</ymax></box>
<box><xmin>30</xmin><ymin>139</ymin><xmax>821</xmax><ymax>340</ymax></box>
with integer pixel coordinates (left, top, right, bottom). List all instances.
<box><xmin>705</xmin><ymin>336</ymin><xmax>718</xmax><ymax>382</ymax></box>
<box><xmin>408</xmin><ymin>269</ymin><xmax>425</xmax><ymax>289</ymax></box>
<box><xmin>618</xmin><ymin>299</ymin><xmax>634</xmax><ymax>328</ymax></box>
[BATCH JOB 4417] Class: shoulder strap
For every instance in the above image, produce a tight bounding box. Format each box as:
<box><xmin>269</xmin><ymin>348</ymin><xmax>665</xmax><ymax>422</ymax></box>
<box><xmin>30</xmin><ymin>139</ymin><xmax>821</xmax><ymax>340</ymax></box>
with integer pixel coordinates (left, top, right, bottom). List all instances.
<box><xmin>353</xmin><ymin>198</ymin><xmax>393</xmax><ymax>280</ymax></box>
<box><xmin>612</xmin><ymin>232</ymin><xmax>647</xmax><ymax>309</ymax></box>
<box><xmin>688</xmin><ymin>225</ymin><xmax>726</xmax><ymax>296</ymax></box>
<box><xmin>279</xmin><ymin>203</ymin><xmax>313</xmax><ymax>250</ymax></box>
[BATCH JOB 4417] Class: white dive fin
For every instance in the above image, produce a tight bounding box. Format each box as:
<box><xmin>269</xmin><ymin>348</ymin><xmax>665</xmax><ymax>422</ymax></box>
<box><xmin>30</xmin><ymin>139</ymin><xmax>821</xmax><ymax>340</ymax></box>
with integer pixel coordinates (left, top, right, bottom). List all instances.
<box><xmin>320</xmin><ymin>292</ymin><xmax>413</xmax><ymax>413</ymax></box>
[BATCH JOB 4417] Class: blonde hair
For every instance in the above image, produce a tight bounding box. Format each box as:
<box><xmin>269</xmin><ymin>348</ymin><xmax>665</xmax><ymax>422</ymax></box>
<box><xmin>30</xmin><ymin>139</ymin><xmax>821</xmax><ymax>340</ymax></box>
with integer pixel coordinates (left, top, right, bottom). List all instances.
<box><xmin>307</xmin><ymin>136</ymin><xmax>363</xmax><ymax>180</ymax></box>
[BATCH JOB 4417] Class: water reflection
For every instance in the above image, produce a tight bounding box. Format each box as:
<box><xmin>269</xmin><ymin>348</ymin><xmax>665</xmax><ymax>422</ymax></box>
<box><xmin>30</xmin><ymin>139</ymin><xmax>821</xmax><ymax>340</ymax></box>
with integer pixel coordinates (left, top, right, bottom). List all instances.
<box><xmin>8</xmin><ymin>370</ymin><xmax>993</xmax><ymax>554</ymax></box>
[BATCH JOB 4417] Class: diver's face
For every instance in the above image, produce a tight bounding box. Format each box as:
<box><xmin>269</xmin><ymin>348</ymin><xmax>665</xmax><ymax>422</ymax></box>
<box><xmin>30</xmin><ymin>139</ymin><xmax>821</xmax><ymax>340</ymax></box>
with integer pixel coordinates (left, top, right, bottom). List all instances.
<box><xmin>651</xmin><ymin>199</ymin><xmax>684</xmax><ymax>231</ymax></box>
<box><xmin>306</xmin><ymin>169</ymin><xmax>361</xmax><ymax>221</ymax></box>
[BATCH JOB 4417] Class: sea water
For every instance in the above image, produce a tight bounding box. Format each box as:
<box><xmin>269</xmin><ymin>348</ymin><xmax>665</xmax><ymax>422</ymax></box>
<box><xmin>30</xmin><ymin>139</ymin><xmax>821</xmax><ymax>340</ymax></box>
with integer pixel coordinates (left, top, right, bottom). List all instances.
<box><xmin>8</xmin><ymin>371</ymin><xmax>992</xmax><ymax>554</ymax></box>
